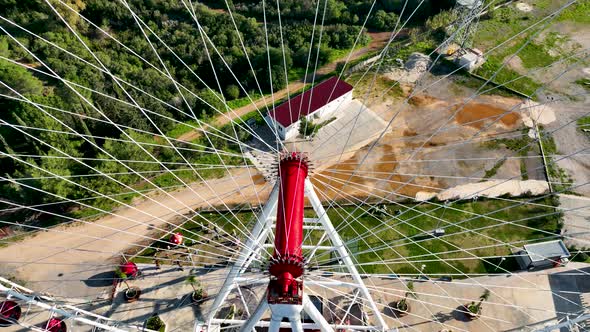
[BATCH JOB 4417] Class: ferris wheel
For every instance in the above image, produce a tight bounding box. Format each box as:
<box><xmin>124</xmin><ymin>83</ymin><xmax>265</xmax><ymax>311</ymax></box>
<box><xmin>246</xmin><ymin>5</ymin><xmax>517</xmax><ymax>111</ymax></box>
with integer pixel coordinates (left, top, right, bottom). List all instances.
<box><xmin>0</xmin><ymin>0</ymin><xmax>589</xmax><ymax>331</ymax></box>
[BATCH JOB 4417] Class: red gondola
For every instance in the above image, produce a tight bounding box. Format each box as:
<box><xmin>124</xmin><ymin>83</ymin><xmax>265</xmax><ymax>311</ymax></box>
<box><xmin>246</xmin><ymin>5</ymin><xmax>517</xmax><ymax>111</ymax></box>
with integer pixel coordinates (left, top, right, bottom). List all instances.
<box><xmin>169</xmin><ymin>232</ymin><xmax>183</xmax><ymax>245</ymax></box>
<box><xmin>0</xmin><ymin>300</ymin><xmax>21</xmax><ymax>326</ymax></box>
<box><xmin>45</xmin><ymin>318</ymin><xmax>67</xmax><ymax>332</ymax></box>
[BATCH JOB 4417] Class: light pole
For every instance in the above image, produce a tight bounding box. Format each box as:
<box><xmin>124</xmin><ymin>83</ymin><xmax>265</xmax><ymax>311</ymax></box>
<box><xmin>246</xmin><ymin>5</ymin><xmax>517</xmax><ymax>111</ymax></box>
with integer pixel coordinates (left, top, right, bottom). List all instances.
<box><xmin>494</xmin><ymin>257</ymin><xmax>506</xmax><ymax>272</ymax></box>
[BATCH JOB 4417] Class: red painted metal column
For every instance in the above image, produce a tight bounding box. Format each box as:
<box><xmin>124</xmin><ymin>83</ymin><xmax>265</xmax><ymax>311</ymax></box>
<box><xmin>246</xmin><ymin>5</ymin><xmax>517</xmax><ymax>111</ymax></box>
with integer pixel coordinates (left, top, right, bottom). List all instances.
<box><xmin>268</xmin><ymin>152</ymin><xmax>308</xmax><ymax>304</ymax></box>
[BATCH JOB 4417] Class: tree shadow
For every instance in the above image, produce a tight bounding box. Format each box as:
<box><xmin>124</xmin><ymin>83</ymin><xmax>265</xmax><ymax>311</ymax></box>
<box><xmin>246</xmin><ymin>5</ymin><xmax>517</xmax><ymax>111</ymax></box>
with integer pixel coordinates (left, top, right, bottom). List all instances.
<box><xmin>431</xmin><ymin>311</ymin><xmax>454</xmax><ymax>324</ymax></box>
<box><xmin>383</xmin><ymin>301</ymin><xmax>406</xmax><ymax>319</ymax></box>
<box><xmin>452</xmin><ymin>305</ymin><xmax>471</xmax><ymax>322</ymax></box>
<box><xmin>84</xmin><ymin>271</ymin><xmax>116</xmax><ymax>287</ymax></box>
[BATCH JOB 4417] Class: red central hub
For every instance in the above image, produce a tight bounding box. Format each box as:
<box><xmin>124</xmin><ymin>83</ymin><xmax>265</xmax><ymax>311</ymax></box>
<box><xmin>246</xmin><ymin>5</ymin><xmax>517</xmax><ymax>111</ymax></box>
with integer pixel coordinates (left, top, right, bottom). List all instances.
<box><xmin>268</xmin><ymin>152</ymin><xmax>308</xmax><ymax>304</ymax></box>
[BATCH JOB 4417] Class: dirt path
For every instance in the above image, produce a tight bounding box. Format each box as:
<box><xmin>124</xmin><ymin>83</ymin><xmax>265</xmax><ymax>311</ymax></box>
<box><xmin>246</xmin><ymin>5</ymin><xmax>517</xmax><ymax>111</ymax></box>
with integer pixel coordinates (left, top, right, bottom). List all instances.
<box><xmin>0</xmin><ymin>169</ymin><xmax>270</xmax><ymax>297</ymax></box>
<box><xmin>176</xmin><ymin>82</ymin><xmax>306</xmax><ymax>142</ymax></box>
<box><xmin>176</xmin><ymin>32</ymin><xmax>392</xmax><ymax>143</ymax></box>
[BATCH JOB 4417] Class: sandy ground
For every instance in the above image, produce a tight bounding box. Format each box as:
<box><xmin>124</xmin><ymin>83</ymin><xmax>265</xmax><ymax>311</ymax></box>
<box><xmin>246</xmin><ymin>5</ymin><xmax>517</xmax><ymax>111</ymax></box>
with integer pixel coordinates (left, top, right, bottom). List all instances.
<box><xmin>416</xmin><ymin>179</ymin><xmax>549</xmax><ymax>201</ymax></box>
<box><xmin>545</xmin><ymin>98</ymin><xmax>590</xmax><ymax>196</ymax></box>
<box><xmin>515</xmin><ymin>2</ymin><xmax>534</xmax><ymax>13</ymax></box>
<box><xmin>310</xmin><ymin>73</ymin><xmax>545</xmax><ymax>202</ymax></box>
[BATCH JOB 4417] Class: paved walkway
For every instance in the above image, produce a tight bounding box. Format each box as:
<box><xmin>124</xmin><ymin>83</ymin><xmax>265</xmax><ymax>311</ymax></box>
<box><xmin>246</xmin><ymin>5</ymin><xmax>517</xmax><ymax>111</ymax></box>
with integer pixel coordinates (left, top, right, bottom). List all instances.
<box><xmin>53</xmin><ymin>263</ymin><xmax>590</xmax><ymax>332</ymax></box>
<box><xmin>560</xmin><ymin>194</ymin><xmax>590</xmax><ymax>248</ymax></box>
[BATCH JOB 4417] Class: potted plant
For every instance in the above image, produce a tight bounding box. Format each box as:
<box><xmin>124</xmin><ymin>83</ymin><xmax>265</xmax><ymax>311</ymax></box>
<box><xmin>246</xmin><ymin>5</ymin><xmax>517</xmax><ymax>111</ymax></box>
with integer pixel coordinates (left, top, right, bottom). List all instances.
<box><xmin>124</xmin><ymin>286</ymin><xmax>141</xmax><ymax>303</ymax></box>
<box><xmin>220</xmin><ymin>304</ymin><xmax>239</xmax><ymax>328</ymax></box>
<box><xmin>186</xmin><ymin>275</ymin><xmax>207</xmax><ymax>304</ymax></box>
<box><xmin>145</xmin><ymin>314</ymin><xmax>166</xmax><ymax>332</ymax></box>
<box><xmin>395</xmin><ymin>281</ymin><xmax>416</xmax><ymax>316</ymax></box>
<box><xmin>464</xmin><ymin>289</ymin><xmax>490</xmax><ymax>320</ymax></box>
<box><xmin>115</xmin><ymin>268</ymin><xmax>141</xmax><ymax>303</ymax></box>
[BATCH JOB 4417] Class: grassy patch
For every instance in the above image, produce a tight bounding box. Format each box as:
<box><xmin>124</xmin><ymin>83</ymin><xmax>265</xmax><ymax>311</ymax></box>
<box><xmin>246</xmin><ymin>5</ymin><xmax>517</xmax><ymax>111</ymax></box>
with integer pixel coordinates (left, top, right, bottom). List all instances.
<box><xmin>557</xmin><ymin>1</ymin><xmax>590</xmax><ymax>24</ymax></box>
<box><xmin>166</xmin><ymin>120</ymin><xmax>201</xmax><ymax>139</ymax></box>
<box><xmin>327</xmin><ymin>42</ymin><xmax>368</xmax><ymax>64</ymax></box>
<box><xmin>226</xmin><ymin>93</ymin><xmax>264</xmax><ymax>109</ymax></box>
<box><xmin>576</xmin><ymin>78</ymin><xmax>590</xmax><ymax>90</ymax></box>
<box><xmin>482</xmin><ymin>158</ymin><xmax>506</xmax><ymax>180</ymax></box>
<box><xmin>475</xmin><ymin>58</ymin><xmax>543</xmax><ymax>96</ymax></box>
<box><xmin>346</xmin><ymin>72</ymin><xmax>405</xmax><ymax>100</ymax></box>
<box><xmin>452</xmin><ymin>71</ymin><xmax>522</xmax><ymax>99</ymax></box>
<box><xmin>299</xmin><ymin>116</ymin><xmax>337</xmax><ymax>137</ymax></box>
<box><xmin>482</xmin><ymin>129</ymin><xmax>533</xmax><ymax>154</ymax></box>
<box><xmin>539</xmin><ymin>128</ymin><xmax>572</xmax><ymax>191</ymax></box>
<box><xmin>481</xmin><ymin>129</ymin><xmax>538</xmax><ymax>181</ymax></box>
<box><xmin>516</xmin><ymin>42</ymin><xmax>558</xmax><ymax>69</ymax></box>
<box><xmin>470</xmin><ymin>3</ymin><xmax>579</xmax><ymax>98</ymax></box>
<box><xmin>577</xmin><ymin>115</ymin><xmax>590</xmax><ymax>135</ymax></box>
<box><xmin>134</xmin><ymin>197</ymin><xmax>562</xmax><ymax>276</ymax></box>
<box><xmin>329</xmin><ymin>197</ymin><xmax>561</xmax><ymax>276</ymax></box>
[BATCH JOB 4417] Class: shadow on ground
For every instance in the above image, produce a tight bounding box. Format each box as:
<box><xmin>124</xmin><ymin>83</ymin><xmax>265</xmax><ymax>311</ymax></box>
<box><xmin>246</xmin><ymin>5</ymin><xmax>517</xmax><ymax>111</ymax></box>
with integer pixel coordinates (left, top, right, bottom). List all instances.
<box><xmin>84</xmin><ymin>271</ymin><xmax>116</xmax><ymax>287</ymax></box>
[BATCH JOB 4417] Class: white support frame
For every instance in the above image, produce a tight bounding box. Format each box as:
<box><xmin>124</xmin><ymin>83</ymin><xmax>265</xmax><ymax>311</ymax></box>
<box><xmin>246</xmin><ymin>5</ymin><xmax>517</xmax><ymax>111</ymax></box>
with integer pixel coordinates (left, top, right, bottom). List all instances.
<box><xmin>534</xmin><ymin>313</ymin><xmax>590</xmax><ymax>332</ymax></box>
<box><xmin>305</xmin><ymin>179</ymin><xmax>388</xmax><ymax>330</ymax></box>
<box><xmin>201</xmin><ymin>179</ymin><xmax>389</xmax><ymax>332</ymax></box>
<box><xmin>0</xmin><ymin>278</ymin><xmax>148</xmax><ymax>332</ymax></box>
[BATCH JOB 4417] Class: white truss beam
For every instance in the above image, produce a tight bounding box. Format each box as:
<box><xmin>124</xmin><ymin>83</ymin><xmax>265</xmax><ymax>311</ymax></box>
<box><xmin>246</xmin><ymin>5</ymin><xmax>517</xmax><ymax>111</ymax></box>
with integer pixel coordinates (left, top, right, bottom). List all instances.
<box><xmin>0</xmin><ymin>278</ymin><xmax>146</xmax><ymax>332</ymax></box>
<box><xmin>305</xmin><ymin>179</ymin><xmax>389</xmax><ymax>330</ymax></box>
<box><xmin>202</xmin><ymin>179</ymin><xmax>388</xmax><ymax>331</ymax></box>
<box><xmin>534</xmin><ymin>313</ymin><xmax>590</xmax><ymax>332</ymax></box>
<box><xmin>204</xmin><ymin>183</ymin><xmax>279</xmax><ymax>325</ymax></box>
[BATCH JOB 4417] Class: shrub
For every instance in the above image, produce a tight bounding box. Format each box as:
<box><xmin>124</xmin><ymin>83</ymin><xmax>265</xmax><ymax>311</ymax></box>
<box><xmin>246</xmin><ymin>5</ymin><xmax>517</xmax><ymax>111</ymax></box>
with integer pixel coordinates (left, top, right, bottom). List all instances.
<box><xmin>225</xmin><ymin>85</ymin><xmax>240</xmax><ymax>100</ymax></box>
<box><xmin>146</xmin><ymin>315</ymin><xmax>165</xmax><ymax>332</ymax></box>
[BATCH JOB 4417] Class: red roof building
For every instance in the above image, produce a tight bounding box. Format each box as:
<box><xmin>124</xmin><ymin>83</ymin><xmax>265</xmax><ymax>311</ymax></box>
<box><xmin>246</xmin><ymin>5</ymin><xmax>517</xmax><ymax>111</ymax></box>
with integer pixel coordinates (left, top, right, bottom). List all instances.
<box><xmin>266</xmin><ymin>77</ymin><xmax>353</xmax><ymax>140</ymax></box>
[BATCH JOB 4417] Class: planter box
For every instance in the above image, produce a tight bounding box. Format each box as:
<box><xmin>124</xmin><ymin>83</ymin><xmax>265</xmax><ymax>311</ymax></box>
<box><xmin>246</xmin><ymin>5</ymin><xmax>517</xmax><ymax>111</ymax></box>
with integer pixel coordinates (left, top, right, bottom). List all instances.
<box><xmin>462</xmin><ymin>304</ymin><xmax>480</xmax><ymax>320</ymax></box>
<box><xmin>124</xmin><ymin>287</ymin><xmax>141</xmax><ymax>303</ymax></box>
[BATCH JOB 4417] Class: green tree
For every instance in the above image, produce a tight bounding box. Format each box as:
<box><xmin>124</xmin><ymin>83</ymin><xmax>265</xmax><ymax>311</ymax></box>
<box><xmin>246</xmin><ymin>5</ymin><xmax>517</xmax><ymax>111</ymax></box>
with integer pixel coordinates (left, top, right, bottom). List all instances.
<box><xmin>225</xmin><ymin>85</ymin><xmax>240</xmax><ymax>100</ymax></box>
<box><xmin>396</xmin><ymin>280</ymin><xmax>417</xmax><ymax>311</ymax></box>
<box><xmin>48</xmin><ymin>0</ymin><xmax>87</xmax><ymax>27</ymax></box>
<box><xmin>370</xmin><ymin>10</ymin><xmax>400</xmax><ymax>31</ymax></box>
<box><xmin>468</xmin><ymin>289</ymin><xmax>490</xmax><ymax>314</ymax></box>
<box><xmin>298</xmin><ymin>116</ymin><xmax>316</xmax><ymax>137</ymax></box>
<box><xmin>253</xmin><ymin>47</ymin><xmax>292</xmax><ymax>92</ymax></box>
<box><xmin>425</xmin><ymin>9</ymin><xmax>458</xmax><ymax>31</ymax></box>
<box><xmin>194</xmin><ymin>89</ymin><xmax>226</xmax><ymax>117</ymax></box>
<box><xmin>0</xmin><ymin>59</ymin><xmax>43</xmax><ymax>96</ymax></box>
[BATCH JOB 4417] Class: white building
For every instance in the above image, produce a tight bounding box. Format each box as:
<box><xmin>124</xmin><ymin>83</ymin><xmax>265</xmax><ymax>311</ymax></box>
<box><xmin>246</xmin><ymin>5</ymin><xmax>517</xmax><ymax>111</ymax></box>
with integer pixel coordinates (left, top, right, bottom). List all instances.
<box><xmin>456</xmin><ymin>48</ymin><xmax>485</xmax><ymax>71</ymax></box>
<box><xmin>266</xmin><ymin>77</ymin><xmax>353</xmax><ymax>140</ymax></box>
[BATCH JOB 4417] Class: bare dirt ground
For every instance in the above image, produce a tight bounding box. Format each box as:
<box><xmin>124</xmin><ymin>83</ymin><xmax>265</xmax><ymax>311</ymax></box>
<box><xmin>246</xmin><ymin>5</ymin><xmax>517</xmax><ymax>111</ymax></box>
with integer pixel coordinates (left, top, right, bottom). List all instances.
<box><xmin>528</xmin><ymin>22</ymin><xmax>590</xmax><ymax>196</ymax></box>
<box><xmin>310</xmin><ymin>72</ymin><xmax>540</xmax><ymax>202</ymax></box>
<box><xmin>560</xmin><ymin>194</ymin><xmax>590</xmax><ymax>249</ymax></box>
<box><xmin>549</xmin><ymin>99</ymin><xmax>590</xmax><ymax>196</ymax></box>
<box><xmin>311</xmin><ymin>31</ymin><xmax>393</xmax><ymax>78</ymax></box>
